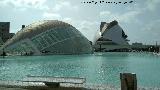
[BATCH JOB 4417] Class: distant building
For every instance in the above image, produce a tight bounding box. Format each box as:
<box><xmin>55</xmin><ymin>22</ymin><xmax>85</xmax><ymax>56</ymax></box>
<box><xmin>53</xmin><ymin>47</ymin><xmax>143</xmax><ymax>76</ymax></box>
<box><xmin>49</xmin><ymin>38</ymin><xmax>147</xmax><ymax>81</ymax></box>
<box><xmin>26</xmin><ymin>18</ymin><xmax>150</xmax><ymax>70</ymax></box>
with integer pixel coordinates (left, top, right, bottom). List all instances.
<box><xmin>132</xmin><ymin>42</ymin><xmax>143</xmax><ymax>46</ymax></box>
<box><xmin>0</xmin><ymin>22</ymin><xmax>15</xmax><ymax>45</ymax></box>
<box><xmin>94</xmin><ymin>20</ymin><xmax>130</xmax><ymax>52</ymax></box>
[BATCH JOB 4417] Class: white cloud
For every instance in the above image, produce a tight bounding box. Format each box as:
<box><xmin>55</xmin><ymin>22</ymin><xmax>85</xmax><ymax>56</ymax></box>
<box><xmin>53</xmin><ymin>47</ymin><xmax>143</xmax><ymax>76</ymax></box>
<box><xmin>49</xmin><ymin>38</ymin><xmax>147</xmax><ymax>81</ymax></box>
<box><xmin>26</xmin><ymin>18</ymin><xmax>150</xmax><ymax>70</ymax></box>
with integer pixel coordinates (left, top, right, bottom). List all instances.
<box><xmin>42</xmin><ymin>12</ymin><xmax>73</xmax><ymax>24</ymax></box>
<box><xmin>139</xmin><ymin>19</ymin><xmax>160</xmax><ymax>44</ymax></box>
<box><xmin>119</xmin><ymin>11</ymin><xmax>140</xmax><ymax>23</ymax></box>
<box><xmin>100</xmin><ymin>10</ymin><xmax>140</xmax><ymax>23</ymax></box>
<box><xmin>0</xmin><ymin>0</ymin><xmax>79</xmax><ymax>12</ymax></box>
<box><xmin>63</xmin><ymin>18</ymin><xmax>73</xmax><ymax>24</ymax></box>
<box><xmin>51</xmin><ymin>1</ymin><xmax>78</xmax><ymax>12</ymax></box>
<box><xmin>41</xmin><ymin>1</ymin><xmax>79</xmax><ymax>29</ymax></box>
<box><xmin>141</xmin><ymin>19</ymin><xmax>160</xmax><ymax>32</ymax></box>
<box><xmin>43</xmin><ymin>12</ymin><xmax>61</xmax><ymax>19</ymax></box>
<box><xmin>76</xmin><ymin>20</ymin><xmax>99</xmax><ymax>41</ymax></box>
<box><xmin>100</xmin><ymin>11</ymin><xmax>111</xmax><ymax>17</ymax></box>
<box><xmin>0</xmin><ymin>0</ymin><xmax>49</xmax><ymax>10</ymax></box>
<box><xmin>41</xmin><ymin>1</ymin><xmax>79</xmax><ymax>22</ymax></box>
<box><xmin>146</xmin><ymin>0</ymin><xmax>160</xmax><ymax>11</ymax></box>
<box><xmin>77</xmin><ymin>21</ymin><xmax>101</xmax><ymax>43</ymax></box>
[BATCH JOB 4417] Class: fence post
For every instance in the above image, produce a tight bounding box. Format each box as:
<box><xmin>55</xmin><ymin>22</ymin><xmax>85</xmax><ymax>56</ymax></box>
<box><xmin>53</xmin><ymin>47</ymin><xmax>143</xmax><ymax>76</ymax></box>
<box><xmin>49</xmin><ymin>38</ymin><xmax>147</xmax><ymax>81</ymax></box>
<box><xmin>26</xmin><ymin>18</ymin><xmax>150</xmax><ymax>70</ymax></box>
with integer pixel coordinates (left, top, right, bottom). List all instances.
<box><xmin>120</xmin><ymin>73</ymin><xmax>137</xmax><ymax>90</ymax></box>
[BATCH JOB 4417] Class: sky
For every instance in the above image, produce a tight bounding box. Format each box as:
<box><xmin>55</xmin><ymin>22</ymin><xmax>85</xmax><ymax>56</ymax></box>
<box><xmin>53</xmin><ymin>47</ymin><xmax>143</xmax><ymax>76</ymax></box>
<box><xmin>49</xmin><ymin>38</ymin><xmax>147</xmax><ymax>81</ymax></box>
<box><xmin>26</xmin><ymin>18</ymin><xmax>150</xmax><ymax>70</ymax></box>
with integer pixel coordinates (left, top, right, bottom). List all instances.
<box><xmin>0</xmin><ymin>0</ymin><xmax>160</xmax><ymax>45</ymax></box>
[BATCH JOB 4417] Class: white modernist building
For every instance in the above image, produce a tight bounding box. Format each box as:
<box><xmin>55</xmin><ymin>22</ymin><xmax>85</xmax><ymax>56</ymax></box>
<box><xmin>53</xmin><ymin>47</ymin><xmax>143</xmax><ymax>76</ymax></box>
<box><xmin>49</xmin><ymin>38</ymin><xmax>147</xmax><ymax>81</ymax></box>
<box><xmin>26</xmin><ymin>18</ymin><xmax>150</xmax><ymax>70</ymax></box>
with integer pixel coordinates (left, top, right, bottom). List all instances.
<box><xmin>94</xmin><ymin>20</ymin><xmax>129</xmax><ymax>51</ymax></box>
<box><xmin>1</xmin><ymin>20</ymin><xmax>93</xmax><ymax>55</ymax></box>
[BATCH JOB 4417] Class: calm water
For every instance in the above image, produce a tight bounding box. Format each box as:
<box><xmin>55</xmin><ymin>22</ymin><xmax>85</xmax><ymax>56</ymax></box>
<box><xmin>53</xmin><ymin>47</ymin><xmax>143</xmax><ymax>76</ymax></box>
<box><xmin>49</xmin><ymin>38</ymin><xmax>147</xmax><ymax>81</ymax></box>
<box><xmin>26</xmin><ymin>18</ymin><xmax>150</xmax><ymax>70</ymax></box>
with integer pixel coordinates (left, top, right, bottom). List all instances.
<box><xmin>0</xmin><ymin>52</ymin><xmax>160</xmax><ymax>88</ymax></box>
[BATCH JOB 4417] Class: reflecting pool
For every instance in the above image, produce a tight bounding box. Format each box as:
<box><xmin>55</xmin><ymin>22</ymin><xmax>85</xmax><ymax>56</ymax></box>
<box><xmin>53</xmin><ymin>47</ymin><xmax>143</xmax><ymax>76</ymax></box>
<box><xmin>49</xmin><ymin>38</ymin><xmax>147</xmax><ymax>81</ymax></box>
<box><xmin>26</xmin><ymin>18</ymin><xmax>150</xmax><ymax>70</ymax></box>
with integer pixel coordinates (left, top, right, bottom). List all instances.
<box><xmin>0</xmin><ymin>52</ymin><xmax>160</xmax><ymax>88</ymax></box>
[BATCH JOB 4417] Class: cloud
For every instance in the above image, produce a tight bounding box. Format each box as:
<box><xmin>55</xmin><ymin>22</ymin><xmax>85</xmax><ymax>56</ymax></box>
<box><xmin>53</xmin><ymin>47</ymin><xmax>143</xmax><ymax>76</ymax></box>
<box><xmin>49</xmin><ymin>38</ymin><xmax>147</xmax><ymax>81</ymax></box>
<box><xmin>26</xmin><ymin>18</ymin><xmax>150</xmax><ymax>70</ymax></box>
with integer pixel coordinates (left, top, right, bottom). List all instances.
<box><xmin>100</xmin><ymin>10</ymin><xmax>140</xmax><ymax>23</ymax></box>
<box><xmin>100</xmin><ymin>11</ymin><xmax>111</xmax><ymax>16</ymax></box>
<box><xmin>63</xmin><ymin>18</ymin><xmax>73</xmax><ymax>24</ymax></box>
<box><xmin>43</xmin><ymin>12</ymin><xmax>61</xmax><ymax>19</ymax></box>
<box><xmin>52</xmin><ymin>2</ymin><xmax>69</xmax><ymax>12</ymax></box>
<box><xmin>76</xmin><ymin>20</ymin><xmax>99</xmax><ymax>41</ymax></box>
<box><xmin>51</xmin><ymin>1</ymin><xmax>78</xmax><ymax>12</ymax></box>
<box><xmin>141</xmin><ymin>19</ymin><xmax>160</xmax><ymax>32</ymax></box>
<box><xmin>0</xmin><ymin>0</ymin><xmax>49</xmax><ymax>10</ymax></box>
<box><xmin>77</xmin><ymin>20</ymin><xmax>98</xmax><ymax>33</ymax></box>
<box><xmin>139</xmin><ymin>19</ymin><xmax>160</xmax><ymax>43</ymax></box>
<box><xmin>41</xmin><ymin>1</ymin><xmax>79</xmax><ymax>22</ymax></box>
<box><xmin>119</xmin><ymin>11</ymin><xmax>140</xmax><ymax>23</ymax></box>
<box><xmin>42</xmin><ymin>12</ymin><xmax>73</xmax><ymax>25</ymax></box>
<box><xmin>145</xmin><ymin>0</ymin><xmax>160</xmax><ymax>11</ymax></box>
<box><xmin>41</xmin><ymin>1</ymin><xmax>79</xmax><ymax>30</ymax></box>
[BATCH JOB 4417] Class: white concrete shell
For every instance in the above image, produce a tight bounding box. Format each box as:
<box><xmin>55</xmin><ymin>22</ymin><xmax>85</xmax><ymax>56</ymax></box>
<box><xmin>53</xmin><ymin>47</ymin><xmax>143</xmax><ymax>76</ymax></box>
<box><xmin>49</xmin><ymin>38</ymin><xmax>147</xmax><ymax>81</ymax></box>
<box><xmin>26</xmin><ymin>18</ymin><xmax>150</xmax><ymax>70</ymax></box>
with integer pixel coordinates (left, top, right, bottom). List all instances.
<box><xmin>2</xmin><ymin>20</ymin><xmax>92</xmax><ymax>55</ymax></box>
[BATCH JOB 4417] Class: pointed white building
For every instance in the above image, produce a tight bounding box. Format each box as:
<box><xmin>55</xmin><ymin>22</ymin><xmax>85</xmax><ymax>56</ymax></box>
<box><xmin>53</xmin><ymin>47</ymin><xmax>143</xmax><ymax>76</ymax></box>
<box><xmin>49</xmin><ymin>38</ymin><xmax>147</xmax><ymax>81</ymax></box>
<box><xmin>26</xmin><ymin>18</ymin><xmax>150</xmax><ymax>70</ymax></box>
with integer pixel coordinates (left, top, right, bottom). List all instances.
<box><xmin>94</xmin><ymin>20</ymin><xmax>130</xmax><ymax>52</ymax></box>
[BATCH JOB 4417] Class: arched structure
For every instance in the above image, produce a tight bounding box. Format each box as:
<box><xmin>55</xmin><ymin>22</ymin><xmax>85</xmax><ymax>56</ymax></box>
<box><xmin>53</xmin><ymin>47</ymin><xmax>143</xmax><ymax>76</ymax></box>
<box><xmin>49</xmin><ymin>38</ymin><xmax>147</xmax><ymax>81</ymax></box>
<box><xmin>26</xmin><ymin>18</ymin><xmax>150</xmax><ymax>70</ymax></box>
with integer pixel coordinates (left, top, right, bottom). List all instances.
<box><xmin>2</xmin><ymin>20</ymin><xmax>93</xmax><ymax>55</ymax></box>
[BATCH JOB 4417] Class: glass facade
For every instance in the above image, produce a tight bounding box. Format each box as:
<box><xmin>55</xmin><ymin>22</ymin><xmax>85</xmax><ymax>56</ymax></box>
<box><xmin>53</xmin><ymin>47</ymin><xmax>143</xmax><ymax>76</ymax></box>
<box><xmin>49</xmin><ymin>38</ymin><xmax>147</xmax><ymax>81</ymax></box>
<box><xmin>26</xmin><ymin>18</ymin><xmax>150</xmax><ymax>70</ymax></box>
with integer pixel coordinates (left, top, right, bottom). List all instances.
<box><xmin>2</xmin><ymin>20</ymin><xmax>93</xmax><ymax>55</ymax></box>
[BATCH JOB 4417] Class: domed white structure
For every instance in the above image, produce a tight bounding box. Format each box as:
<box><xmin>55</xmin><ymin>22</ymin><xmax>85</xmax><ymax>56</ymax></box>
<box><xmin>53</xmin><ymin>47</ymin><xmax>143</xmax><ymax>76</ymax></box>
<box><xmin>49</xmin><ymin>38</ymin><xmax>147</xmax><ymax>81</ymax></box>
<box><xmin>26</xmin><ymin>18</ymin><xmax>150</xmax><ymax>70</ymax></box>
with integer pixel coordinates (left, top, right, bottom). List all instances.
<box><xmin>2</xmin><ymin>20</ymin><xmax>93</xmax><ymax>55</ymax></box>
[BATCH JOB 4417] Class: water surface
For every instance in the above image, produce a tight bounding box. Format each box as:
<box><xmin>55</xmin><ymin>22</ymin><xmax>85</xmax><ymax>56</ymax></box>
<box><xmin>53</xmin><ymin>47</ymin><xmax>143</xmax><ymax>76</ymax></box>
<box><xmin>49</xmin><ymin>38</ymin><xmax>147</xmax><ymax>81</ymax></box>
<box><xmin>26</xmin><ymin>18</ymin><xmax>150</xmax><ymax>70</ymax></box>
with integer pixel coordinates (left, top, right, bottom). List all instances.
<box><xmin>0</xmin><ymin>52</ymin><xmax>160</xmax><ymax>88</ymax></box>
